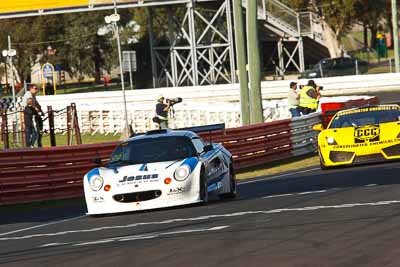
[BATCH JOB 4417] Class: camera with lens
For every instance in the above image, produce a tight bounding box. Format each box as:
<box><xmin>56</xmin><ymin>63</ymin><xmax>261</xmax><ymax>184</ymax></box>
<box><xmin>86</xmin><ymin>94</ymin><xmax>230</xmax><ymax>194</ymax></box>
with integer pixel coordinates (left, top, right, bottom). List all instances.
<box><xmin>317</xmin><ymin>86</ymin><xmax>323</xmax><ymax>90</ymax></box>
<box><xmin>166</xmin><ymin>97</ymin><xmax>183</xmax><ymax>106</ymax></box>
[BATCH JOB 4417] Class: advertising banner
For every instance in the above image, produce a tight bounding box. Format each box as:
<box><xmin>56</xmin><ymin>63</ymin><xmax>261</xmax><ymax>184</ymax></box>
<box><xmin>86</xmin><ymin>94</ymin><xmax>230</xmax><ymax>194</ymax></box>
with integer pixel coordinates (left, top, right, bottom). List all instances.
<box><xmin>0</xmin><ymin>0</ymin><xmax>137</xmax><ymax>15</ymax></box>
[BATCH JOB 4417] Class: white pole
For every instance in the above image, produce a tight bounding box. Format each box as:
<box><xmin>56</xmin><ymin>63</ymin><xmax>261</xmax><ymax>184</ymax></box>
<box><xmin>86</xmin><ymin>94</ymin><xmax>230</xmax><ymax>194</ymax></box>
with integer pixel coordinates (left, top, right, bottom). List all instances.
<box><xmin>392</xmin><ymin>0</ymin><xmax>400</xmax><ymax>72</ymax></box>
<box><xmin>129</xmin><ymin>52</ymin><xmax>133</xmax><ymax>90</ymax></box>
<box><xmin>8</xmin><ymin>35</ymin><xmax>19</xmax><ymax>143</ymax></box>
<box><xmin>113</xmin><ymin>0</ymin><xmax>130</xmax><ymax>136</ymax></box>
<box><xmin>355</xmin><ymin>59</ymin><xmax>359</xmax><ymax>75</ymax></box>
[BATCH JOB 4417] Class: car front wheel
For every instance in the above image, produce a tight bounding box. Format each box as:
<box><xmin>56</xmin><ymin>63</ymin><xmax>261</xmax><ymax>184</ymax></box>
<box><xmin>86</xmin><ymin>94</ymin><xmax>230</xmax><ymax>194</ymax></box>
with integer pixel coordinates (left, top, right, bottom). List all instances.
<box><xmin>220</xmin><ymin>165</ymin><xmax>237</xmax><ymax>199</ymax></box>
<box><xmin>199</xmin><ymin>171</ymin><xmax>208</xmax><ymax>203</ymax></box>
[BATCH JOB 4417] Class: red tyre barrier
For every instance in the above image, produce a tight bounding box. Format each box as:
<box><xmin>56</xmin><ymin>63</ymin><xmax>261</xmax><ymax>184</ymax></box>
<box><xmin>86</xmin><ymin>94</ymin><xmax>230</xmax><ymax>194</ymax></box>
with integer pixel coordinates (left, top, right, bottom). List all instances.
<box><xmin>199</xmin><ymin>120</ymin><xmax>292</xmax><ymax>170</ymax></box>
<box><xmin>0</xmin><ymin>142</ymin><xmax>117</xmax><ymax>205</ymax></box>
<box><xmin>0</xmin><ymin>119</ymin><xmax>293</xmax><ymax>205</ymax></box>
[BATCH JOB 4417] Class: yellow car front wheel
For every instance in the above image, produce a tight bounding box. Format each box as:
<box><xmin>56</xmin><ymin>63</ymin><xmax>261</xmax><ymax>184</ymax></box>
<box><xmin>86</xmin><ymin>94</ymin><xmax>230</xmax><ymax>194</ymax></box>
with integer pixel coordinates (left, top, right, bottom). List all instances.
<box><xmin>318</xmin><ymin>149</ymin><xmax>329</xmax><ymax>170</ymax></box>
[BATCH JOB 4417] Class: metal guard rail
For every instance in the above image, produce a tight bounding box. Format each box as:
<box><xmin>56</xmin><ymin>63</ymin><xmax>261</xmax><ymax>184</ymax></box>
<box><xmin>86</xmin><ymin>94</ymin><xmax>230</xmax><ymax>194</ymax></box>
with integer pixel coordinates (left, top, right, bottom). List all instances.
<box><xmin>0</xmin><ymin>115</ymin><xmax>321</xmax><ymax>205</ymax></box>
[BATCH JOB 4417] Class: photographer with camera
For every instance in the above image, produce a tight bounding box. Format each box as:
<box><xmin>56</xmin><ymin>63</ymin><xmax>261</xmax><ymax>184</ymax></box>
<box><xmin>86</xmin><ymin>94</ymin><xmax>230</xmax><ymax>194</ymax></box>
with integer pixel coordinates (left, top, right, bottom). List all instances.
<box><xmin>154</xmin><ymin>95</ymin><xmax>171</xmax><ymax>129</ymax></box>
<box><xmin>298</xmin><ymin>80</ymin><xmax>322</xmax><ymax>115</ymax></box>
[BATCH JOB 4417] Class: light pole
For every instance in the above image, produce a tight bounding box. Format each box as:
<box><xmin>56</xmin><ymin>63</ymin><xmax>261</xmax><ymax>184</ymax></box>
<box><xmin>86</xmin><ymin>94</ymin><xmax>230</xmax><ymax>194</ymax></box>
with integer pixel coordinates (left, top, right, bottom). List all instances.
<box><xmin>2</xmin><ymin>41</ymin><xmax>17</xmax><ymax>110</ymax></box>
<box><xmin>246</xmin><ymin>0</ymin><xmax>263</xmax><ymax>124</ymax></box>
<box><xmin>3</xmin><ymin>56</ymin><xmax>8</xmax><ymax>92</ymax></box>
<box><xmin>392</xmin><ymin>0</ymin><xmax>400</xmax><ymax>72</ymax></box>
<box><xmin>2</xmin><ymin>36</ymin><xmax>18</xmax><ymax>141</ymax></box>
<box><xmin>102</xmin><ymin>1</ymin><xmax>130</xmax><ymax>136</ymax></box>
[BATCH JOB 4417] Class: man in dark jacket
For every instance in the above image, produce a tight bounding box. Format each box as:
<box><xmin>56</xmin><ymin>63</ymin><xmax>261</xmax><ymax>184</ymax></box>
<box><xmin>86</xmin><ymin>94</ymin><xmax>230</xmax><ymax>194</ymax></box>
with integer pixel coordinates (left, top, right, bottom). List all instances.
<box><xmin>23</xmin><ymin>84</ymin><xmax>43</xmax><ymax>147</ymax></box>
<box><xmin>24</xmin><ymin>97</ymin><xmax>38</xmax><ymax>147</ymax></box>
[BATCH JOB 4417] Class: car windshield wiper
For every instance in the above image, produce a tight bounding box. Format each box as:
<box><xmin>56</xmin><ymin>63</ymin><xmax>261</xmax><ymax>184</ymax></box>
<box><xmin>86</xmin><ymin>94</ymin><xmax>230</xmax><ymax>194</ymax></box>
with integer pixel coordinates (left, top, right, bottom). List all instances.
<box><xmin>107</xmin><ymin>159</ymin><xmax>131</xmax><ymax>173</ymax></box>
<box><xmin>108</xmin><ymin>159</ymin><xmax>131</xmax><ymax>167</ymax></box>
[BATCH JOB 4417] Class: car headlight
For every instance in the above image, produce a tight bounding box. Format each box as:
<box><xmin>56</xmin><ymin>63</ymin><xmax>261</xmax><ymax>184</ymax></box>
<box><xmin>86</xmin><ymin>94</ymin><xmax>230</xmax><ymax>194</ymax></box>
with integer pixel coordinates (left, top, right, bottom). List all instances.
<box><xmin>174</xmin><ymin>165</ymin><xmax>190</xmax><ymax>181</ymax></box>
<box><xmin>326</xmin><ymin>136</ymin><xmax>337</xmax><ymax>145</ymax></box>
<box><xmin>90</xmin><ymin>175</ymin><xmax>104</xmax><ymax>191</ymax></box>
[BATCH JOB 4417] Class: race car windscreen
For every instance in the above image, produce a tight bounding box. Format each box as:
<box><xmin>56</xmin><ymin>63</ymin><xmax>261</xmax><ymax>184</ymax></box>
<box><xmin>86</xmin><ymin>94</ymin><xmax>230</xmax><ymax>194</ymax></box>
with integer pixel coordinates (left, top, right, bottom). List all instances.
<box><xmin>329</xmin><ymin>106</ymin><xmax>400</xmax><ymax>129</ymax></box>
<box><xmin>109</xmin><ymin>136</ymin><xmax>197</xmax><ymax>166</ymax></box>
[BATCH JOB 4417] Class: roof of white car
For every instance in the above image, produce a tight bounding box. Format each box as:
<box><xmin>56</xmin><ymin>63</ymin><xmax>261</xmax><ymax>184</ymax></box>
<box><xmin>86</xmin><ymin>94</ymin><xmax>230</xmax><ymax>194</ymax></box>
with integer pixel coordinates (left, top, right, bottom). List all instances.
<box><xmin>126</xmin><ymin>129</ymin><xmax>198</xmax><ymax>142</ymax></box>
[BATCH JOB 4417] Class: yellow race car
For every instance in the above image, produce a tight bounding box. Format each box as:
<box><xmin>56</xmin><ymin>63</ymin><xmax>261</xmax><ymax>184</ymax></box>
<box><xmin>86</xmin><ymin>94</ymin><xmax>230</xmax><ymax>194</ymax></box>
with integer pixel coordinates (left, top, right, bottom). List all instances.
<box><xmin>313</xmin><ymin>104</ymin><xmax>400</xmax><ymax>169</ymax></box>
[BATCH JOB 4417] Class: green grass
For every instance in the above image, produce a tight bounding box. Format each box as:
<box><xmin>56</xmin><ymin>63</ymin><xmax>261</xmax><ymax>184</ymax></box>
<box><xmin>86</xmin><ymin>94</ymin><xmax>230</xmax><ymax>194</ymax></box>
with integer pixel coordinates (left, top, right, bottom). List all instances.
<box><xmin>353</xmin><ymin>49</ymin><xmax>394</xmax><ymax>63</ymax></box>
<box><xmin>367</xmin><ymin>65</ymin><xmax>393</xmax><ymax>74</ymax></box>
<box><xmin>342</xmin><ymin>30</ymin><xmax>394</xmax><ymax>67</ymax></box>
<box><xmin>0</xmin><ymin>133</ymin><xmax>121</xmax><ymax>149</ymax></box>
<box><xmin>1</xmin><ymin>82</ymin><xmax>133</xmax><ymax>98</ymax></box>
<box><xmin>53</xmin><ymin>82</ymin><xmax>128</xmax><ymax>95</ymax></box>
<box><xmin>236</xmin><ymin>155</ymin><xmax>319</xmax><ymax>180</ymax></box>
<box><xmin>342</xmin><ymin>31</ymin><xmax>367</xmax><ymax>52</ymax></box>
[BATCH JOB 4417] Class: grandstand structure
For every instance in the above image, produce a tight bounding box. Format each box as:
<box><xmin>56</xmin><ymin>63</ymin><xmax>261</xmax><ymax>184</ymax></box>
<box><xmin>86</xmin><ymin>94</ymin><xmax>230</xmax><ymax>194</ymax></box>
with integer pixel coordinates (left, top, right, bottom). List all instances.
<box><xmin>149</xmin><ymin>0</ymin><xmax>329</xmax><ymax>87</ymax></box>
<box><xmin>0</xmin><ymin>0</ymin><xmax>329</xmax><ymax>87</ymax></box>
<box><xmin>146</xmin><ymin>0</ymin><xmax>330</xmax><ymax>87</ymax></box>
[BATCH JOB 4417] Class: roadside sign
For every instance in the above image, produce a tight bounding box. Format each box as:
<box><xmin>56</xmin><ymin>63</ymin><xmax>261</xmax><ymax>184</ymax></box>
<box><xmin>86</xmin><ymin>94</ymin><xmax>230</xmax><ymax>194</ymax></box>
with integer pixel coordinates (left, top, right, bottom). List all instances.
<box><xmin>122</xmin><ymin>51</ymin><xmax>137</xmax><ymax>72</ymax></box>
<box><xmin>42</xmin><ymin>63</ymin><xmax>54</xmax><ymax>78</ymax></box>
<box><xmin>41</xmin><ymin>62</ymin><xmax>57</xmax><ymax>95</ymax></box>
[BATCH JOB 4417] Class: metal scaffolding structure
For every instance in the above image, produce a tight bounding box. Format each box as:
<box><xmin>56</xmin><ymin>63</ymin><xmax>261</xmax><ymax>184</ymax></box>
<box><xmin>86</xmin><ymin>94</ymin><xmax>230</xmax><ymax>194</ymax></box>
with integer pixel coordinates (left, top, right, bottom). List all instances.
<box><xmin>148</xmin><ymin>0</ymin><xmax>236</xmax><ymax>87</ymax></box>
<box><xmin>262</xmin><ymin>0</ymin><xmax>326</xmax><ymax>75</ymax></box>
<box><xmin>275</xmin><ymin>37</ymin><xmax>305</xmax><ymax>76</ymax></box>
<box><xmin>0</xmin><ymin>0</ymin><xmax>328</xmax><ymax>87</ymax></box>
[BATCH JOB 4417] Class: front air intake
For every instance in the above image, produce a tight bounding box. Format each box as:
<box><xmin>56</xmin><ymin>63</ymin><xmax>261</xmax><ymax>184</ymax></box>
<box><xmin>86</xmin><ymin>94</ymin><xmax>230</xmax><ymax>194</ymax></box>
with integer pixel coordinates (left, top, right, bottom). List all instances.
<box><xmin>383</xmin><ymin>144</ymin><xmax>400</xmax><ymax>157</ymax></box>
<box><xmin>353</xmin><ymin>154</ymin><xmax>386</xmax><ymax>163</ymax></box>
<box><xmin>329</xmin><ymin>151</ymin><xmax>354</xmax><ymax>163</ymax></box>
<box><xmin>113</xmin><ymin>190</ymin><xmax>162</xmax><ymax>203</ymax></box>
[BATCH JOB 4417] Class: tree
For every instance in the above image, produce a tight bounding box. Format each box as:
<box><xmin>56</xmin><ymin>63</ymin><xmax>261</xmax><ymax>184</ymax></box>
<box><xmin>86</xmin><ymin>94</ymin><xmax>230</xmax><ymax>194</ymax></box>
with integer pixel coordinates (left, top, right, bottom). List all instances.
<box><xmin>0</xmin><ymin>17</ymin><xmax>48</xmax><ymax>83</ymax></box>
<box><xmin>282</xmin><ymin>0</ymin><xmax>357</xmax><ymax>57</ymax></box>
<box><xmin>0</xmin><ymin>9</ymin><xmax>135</xmax><ymax>85</ymax></box>
<box><xmin>354</xmin><ymin>0</ymin><xmax>388</xmax><ymax>49</ymax></box>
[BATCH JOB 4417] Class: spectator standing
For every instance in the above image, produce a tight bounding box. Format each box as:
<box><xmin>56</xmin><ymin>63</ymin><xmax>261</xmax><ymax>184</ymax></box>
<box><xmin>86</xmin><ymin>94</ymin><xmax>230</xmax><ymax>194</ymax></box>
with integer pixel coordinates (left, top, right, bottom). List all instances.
<box><xmin>24</xmin><ymin>97</ymin><xmax>38</xmax><ymax>147</ymax></box>
<box><xmin>155</xmin><ymin>95</ymin><xmax>171</xmax><ymax>129</ymax></box>
<box><xmin>298</xmin><ymin>80</ymin><xmax>320</xmax><ymax>115</ymax></box>
<box><xmin>23</xmin><ymin>84</ymin><xmax>44</xmax><ymax>147</ymax></box>
<box><xmin>287</xmin><ymin>81</ymin><xmax>300</xmax><ymax>117</ymax></box>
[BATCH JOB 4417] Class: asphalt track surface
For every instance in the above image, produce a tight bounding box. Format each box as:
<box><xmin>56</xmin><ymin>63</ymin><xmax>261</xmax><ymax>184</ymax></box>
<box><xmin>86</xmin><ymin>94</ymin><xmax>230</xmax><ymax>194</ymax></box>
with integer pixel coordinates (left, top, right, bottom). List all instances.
<box><xmin>1</xmin><ymin>161</ymin><xmax>400</xmax><ymax>267</ymax></box>
<box><xmin>1</xmin><ymin>90</ymin><xmax>399</xmax><ymax>267</ymax></box>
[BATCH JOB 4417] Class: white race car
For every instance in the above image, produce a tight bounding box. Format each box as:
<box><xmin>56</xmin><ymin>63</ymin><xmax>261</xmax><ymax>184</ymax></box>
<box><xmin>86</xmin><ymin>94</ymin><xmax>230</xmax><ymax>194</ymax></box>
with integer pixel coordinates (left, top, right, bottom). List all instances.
<box><xmin>84</xmin><ymin>129</ymin><xmax>236</xmax><ymax>215</ymax></box>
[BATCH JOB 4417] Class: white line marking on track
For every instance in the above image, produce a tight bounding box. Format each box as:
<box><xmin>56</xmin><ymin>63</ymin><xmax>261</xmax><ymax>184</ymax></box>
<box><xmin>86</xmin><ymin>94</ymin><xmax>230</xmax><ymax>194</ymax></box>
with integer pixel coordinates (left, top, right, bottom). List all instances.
<box><xmin>0</xmin><ymin>215</ymin><xmax>86</xmax><ymax>237</ymax></box>
<box><xmin>238</xmin><ymin>167</ymin><xmax>321</xmax><ymax>185</ymax></box>
<box><xmin>5</xmin><ymin>200</ymin><xmax>400</xmax><ymax>242</ymax></box>
<box><xmin>74</xmin><ymin>225</ymin><xmax>230</xmax><ymax>247</ymax></box>
<box><xmin>40</xmin><ymin>242</ymin><xmax>71</xmax><ymax>247</ymax></box>
<box><xmin>262</xmin><ymin>194</ymin><xmax>294</xmax><ymax>199</ymax></box>
<box><xmin>298</xmin><ymin>190</ymin><xmax>327</xmax><ymax>195</ymax></box>
<box><xmin>262</xmin><ymin>190</ymin><xmax>328</xmax><ymax>199</ymax></box>
<box><xmin>261</xmin><ymin>184</ymin><xmax>383</xmax><ymax>200</ymax></box>
<box><xmin>40</xmin><ymin>225</ymin><xmax>230</xmax><ymax>248</ymax></box>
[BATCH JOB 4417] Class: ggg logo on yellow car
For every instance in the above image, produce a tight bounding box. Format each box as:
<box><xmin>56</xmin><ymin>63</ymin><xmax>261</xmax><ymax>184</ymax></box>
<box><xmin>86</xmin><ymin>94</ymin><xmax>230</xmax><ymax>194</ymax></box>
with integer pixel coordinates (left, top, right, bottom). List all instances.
<box><xmin>354</xmin><ymin>125</ymin><xmax>380</xmax><ymax>143</ymax></box>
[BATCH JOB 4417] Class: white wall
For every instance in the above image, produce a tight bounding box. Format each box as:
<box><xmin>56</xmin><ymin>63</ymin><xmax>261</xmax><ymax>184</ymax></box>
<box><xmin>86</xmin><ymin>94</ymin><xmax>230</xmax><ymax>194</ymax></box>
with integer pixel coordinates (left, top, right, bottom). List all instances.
<box><xmin>7</xmin><ymin>72</ymin><xmax>399</xmax><ymax>134</ymax></box>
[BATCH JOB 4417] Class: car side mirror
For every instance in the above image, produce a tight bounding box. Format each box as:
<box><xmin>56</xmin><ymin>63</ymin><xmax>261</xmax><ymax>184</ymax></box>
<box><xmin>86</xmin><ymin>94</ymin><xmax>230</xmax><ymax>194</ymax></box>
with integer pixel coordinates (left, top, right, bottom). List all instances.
<box><xmin>203</xmin><ymin>144</ymin><xmax>213</xmax><ymax>153</ymax></box>
<box><xmin>312</xmin><ymin>123</ymin><xmax>324</xmax><ymax>132</ymax></box>
<box><xmin>93</xmin><ymin>158</ymin><xmax>102</xmax><ymax>165</ymax></box>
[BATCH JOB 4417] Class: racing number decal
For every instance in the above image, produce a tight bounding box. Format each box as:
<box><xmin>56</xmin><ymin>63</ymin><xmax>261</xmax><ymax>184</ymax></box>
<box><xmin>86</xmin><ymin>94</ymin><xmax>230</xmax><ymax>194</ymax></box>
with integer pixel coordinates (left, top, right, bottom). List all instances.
<box><xmin>354</xmin><ymin>125</ymin><xmax>380</xmax><ymax>143</ymax></box>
